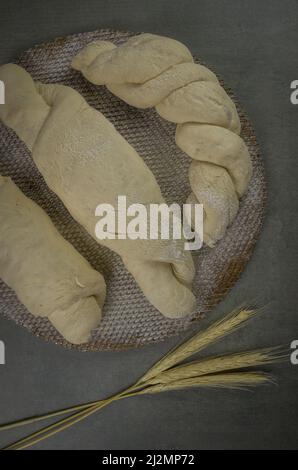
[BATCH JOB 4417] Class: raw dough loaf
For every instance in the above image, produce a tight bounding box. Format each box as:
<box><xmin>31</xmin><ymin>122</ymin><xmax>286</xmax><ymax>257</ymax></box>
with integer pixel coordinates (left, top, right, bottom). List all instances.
<box><xmin>0</xmin><ymin>175</ymin><xmax>106</xmax><ymax>344</ymax></box>
<box><xmin>72</xmin><ymin>33</ymin><xmax>252</xmax><ymax>246</ymax></box>
<box><xmin>0</xmin><ymin>64</ymin><xmax>195</xmax><ymax>318</ymax></box>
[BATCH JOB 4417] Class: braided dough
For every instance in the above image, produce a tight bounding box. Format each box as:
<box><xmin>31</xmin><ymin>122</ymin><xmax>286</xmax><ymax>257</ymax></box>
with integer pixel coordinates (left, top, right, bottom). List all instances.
<box><xmin>0</xmin><ymin>64</ymin><xmax>195</xmax><ymax>318</ymax></box>
<box><xmin>72</xmin><ymin>33</ymin><xmax>252</xmax><ymax>247</ymax></box>
<box><xmin>0</xmin><ymin>175</ymin><xmax>106</xmax><ymax>344</ymax></box>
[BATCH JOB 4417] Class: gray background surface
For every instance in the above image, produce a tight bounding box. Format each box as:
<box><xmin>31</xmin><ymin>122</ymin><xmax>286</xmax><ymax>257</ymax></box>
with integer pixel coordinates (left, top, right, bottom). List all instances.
<box><xmin>0</xmin><ymin>0</ymin><xmax>297</xmax><ymax>450</ymax></box>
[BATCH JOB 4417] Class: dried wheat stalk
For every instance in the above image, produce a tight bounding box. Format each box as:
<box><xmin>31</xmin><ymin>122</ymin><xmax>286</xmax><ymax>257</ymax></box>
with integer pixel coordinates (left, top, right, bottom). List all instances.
<box><xmin>0</xmin><ymin>306</ymin><xmax>284</xmax><ymax>450</ymax></box>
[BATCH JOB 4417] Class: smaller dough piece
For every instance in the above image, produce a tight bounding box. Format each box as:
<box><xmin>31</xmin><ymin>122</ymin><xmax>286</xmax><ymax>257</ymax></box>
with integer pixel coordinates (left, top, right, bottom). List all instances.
<box><xmin>176</xmin><ymin>124</ymin><xmax>252</xmax><ymax>197</ymax></box>
<box><xmin>72</xmin><ymin>33</ymin><xmax>253</xmax><ymax>248</ymax></box>
<box><xmin>0</xmin><ymin>176</ymin><xmax>106</xmax><ymax>344</ymax></box>
<box><xmin>156</xmin><ymin>81</ymin><xmax>241</xmax><ymax>134</ymax></box>
<box><xmin>188</xmin><ymin>163</ymin><xmax>239</xmax><ymax>247</ymax></box>
<box><xmin>72</xmin><ymin>34</ymin><xmax>194</xmax><ymax>85</ymax></box>
<box><xmin>108</xmin><ymin>63</ymin><xmax>219</xmax><ymax>109</ymax></box>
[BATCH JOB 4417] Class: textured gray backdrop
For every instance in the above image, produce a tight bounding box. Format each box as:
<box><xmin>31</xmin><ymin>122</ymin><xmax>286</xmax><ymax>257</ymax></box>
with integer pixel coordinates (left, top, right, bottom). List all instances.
<box><xmin>0</xmin><ymin>0</ymin><xmax>297</xmax><ymax>450</ymax></box>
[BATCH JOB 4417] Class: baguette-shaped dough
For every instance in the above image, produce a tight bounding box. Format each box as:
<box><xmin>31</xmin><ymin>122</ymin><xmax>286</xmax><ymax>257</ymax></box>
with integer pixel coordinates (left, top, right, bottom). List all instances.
<box><xmin>72</xmin><ymin>33</ymin><xmax>253</xmax><ymax>246</ymax></box>
<box><xmin>0</xmin><ymin>64</ymin><xmax>196</xmax><ymax>318</ymax></box>
<box><xmin>0</xmin><ymin>175</ymin><xmax>106</xmax><ymax>344</ymax></box>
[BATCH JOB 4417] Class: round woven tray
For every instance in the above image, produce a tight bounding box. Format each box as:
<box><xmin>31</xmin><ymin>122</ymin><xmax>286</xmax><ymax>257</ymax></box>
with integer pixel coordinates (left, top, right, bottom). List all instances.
<box><xmin>0</xmin><ymin>29</ymin><xmax>266</xmax><ymax>351</ymax></box>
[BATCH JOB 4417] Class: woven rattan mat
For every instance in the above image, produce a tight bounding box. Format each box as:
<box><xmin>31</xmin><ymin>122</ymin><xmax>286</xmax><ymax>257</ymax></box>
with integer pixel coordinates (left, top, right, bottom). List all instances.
<box><xmin>0</xmin><ymin>30</ymin><xmax>266</xmax><ymax>351</ymax></box>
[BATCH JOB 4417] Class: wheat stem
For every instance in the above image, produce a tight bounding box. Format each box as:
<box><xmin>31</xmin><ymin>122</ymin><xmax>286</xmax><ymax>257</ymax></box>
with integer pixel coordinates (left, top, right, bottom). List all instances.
<box><xmin>11</xmin><ymin>390</ymin><xmax>143</xmax><ymax>451</ymax></box>
<box><xmin>0</xmin><ymin>381</ymin><xmax>144</xmax><ymax>435</ymax></box>
<box><xmin>0</xmin><ymin>401</ymin><xmax>103</xmax><ymax>432</ymax></box>
<box><xmin>3</xmin><ymin>385</ymin><xmax>140</xmax><ymax>451</ymax></box>
<box><xmin>3</xmin><ymin>399</ymin><xmax>112</xmax><ymax>451</ymax></box>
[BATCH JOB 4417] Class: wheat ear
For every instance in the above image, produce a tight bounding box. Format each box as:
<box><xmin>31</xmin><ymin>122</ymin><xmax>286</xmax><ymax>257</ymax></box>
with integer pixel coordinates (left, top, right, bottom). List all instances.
<box><xmin>138</xmin><ymin>306</ymin><xmax>260</xmax><ymax>383</ymax></box>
